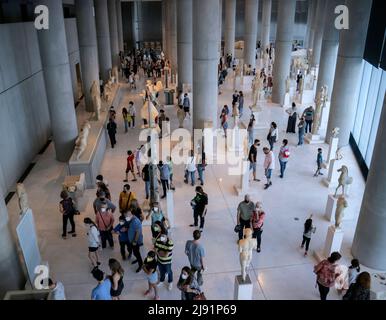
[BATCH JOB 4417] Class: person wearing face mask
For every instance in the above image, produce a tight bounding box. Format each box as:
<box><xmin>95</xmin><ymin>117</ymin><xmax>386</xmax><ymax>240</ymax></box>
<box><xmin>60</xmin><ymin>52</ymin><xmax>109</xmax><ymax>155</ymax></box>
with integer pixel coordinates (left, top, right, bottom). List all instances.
<box><xmin>152</xmin><ymin>220</ymin><xmax>168</xmax><ymax>244</ymax></box>
<box><xmin>113</xmin><ymin>216</ymin><xmax>131</xmax><ymax>260</ymax></box>
<box><xmin>95</xmin><ymin>204</ymin><xmax>115</xmax><ymax>249</ymax></box>
<box><xmin>236</xmin><ymin>195</ymin><xmax>255</xmax><ymax>241</ymax></box>
<box><xmin>177</xmin><ymin>266</ymin><xmax>201</xmax><ymax>300</ymax></box>
<box><xmin>119</xmin><ymin>184</ymin><xmax>136</xmax><ymax>214</ymax></box>
<box><xmin>146</xmin><ymin>202</ymin><xmax>169</xmax><ymax>239</ymax></box>
<box><xmin>127</xmin><ymin>212</ymin><xmax>144</xmax><ymax>273</ymax></box>
<box><xmin>93</xmin><ymin>191</ymin><xmax>116</xmax><ymax>214</ymax></box>
<box><xmin>189</xmin><ymin>186</ymin><xmax>208</xmax><ymax>232</ymax></box>
<box><xmin>84</xmin><ymin>217</ymin><xmax>101</xmax><ymax>267</ymax></box>
<box><xmin>250</xmin><ymin>202</ymin><xmax>266</xmax><ymax>253</ymax></box>
<box><xmin>155</xmin><ymin>233</ymin><xmax>174</xmax><ymax>290</ymax></box>
<box><xmin>142</xmin><ymin>251</ymin><xmax>159</xmax><ymax>300</ymax></box>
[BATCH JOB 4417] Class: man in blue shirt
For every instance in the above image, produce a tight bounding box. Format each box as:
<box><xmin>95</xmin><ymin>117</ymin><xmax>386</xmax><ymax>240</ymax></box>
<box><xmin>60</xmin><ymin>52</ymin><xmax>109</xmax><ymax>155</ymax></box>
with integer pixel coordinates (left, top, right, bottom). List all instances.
<box><xmin>158</xmin><ymin>161</ymin><xmax>170</xmax><ymax>199</ymax></box>
<box><xmin>91</xmin><ymin>268</ymin><xmax>112</xmax><ymax>300</ymax></box>
<box><xmin>113</xmin><ymin>216</ymin><xmax>131</xmax><ymax>260</ymax></box>
<box><xmin>127</xmin><ymin>212</ymin><xmax>143</xmax><ymax>273</ymax></box>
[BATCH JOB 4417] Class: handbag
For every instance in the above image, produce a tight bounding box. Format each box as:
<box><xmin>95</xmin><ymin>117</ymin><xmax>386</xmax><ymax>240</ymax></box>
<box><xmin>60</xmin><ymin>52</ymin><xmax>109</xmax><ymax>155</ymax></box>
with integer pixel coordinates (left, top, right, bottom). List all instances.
<box><xmin>234</xmin><ymin>224</ymin><xmax>242</xmax><ymax>233</ymax></box>
<box><xmin>193</xmin><ymin>292</ymin><xmax>207</xmax><ymax>300</ymax></box>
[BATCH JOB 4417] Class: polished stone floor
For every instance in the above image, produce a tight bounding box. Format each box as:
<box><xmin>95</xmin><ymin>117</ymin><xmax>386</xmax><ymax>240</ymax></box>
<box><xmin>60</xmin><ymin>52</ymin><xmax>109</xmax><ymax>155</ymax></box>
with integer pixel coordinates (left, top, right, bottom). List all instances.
<box><xmin>6</xmin><ymin>68</ymin><xmax>370</xmax><ymax>300</ymax></box>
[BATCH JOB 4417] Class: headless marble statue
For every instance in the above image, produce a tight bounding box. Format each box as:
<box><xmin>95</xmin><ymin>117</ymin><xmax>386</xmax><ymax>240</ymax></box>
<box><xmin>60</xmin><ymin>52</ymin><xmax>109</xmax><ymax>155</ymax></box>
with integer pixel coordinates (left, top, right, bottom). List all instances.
<box><xmin>75</xmin><ymin>121</ymin><xmax>91</xmax><ymax>160</ymax></box>
<box><xmin>16</xmin><ymin>183</ymin><xmax>29</xmax><ymax>215</ymax></box>
<box><xmin>312</xmin><ymin>85</ymin><xmax>328</xmax><ymax>135</ymax></box>
<box><xmin>104</xmin><ymin>79</ymin><xmax>112</xmax><ymax>103</ymax></box>
<box><xmin>90</xmin><ymin>80</ymin><xmax>101</xmax><ymax>120</ymax></box>
<box><xmin>334</xmin><ymin>165</ymin><xmax>353</xmax><ymax>197</ymax></box>
<box><xmin>239</xmin><ymin>228</ymin><xmax>257</xmax><ymax>282</ymax></box>
<box><xmin>335</xmin><ymin>195</ymin><xmax>348</xmax><ymax>229</ymax></box>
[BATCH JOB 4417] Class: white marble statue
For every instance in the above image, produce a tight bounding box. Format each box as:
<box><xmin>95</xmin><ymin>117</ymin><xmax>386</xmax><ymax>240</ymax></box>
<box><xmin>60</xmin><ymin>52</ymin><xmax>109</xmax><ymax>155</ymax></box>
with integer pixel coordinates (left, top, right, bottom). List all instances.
<box><xmin>112</xmin><ymin>66</ymin><xmax>119</xmax><ymax>84</ymax></box>
<box><xmin>312</xmin><ymin>85</ymin><xmax>328</xmax><ymax>135</ymax></box>
<box><xmin>90</xmin><ymin>80</ymin><xmax>101</xmax><ymax>120</ymax></box>
<box><xmin>331</xmin><ymin>127</ymin><xmax>340</xmax><ymax>138</ymax></box>
<box><xmin>141</xmin><ymin>98</ymin><xmax>159</xmax><ymax>130</ymax></box>
<box><xmin>16</xmin><ymin>183</ymin><xmax>29</xmax><ymax>215</ymax></box>
<box><xmin>103</xmin><ymin>79</ymin><xmax>112</xmax><ymax>103</ymax></box>
<box><xmin>75</xmin><ymin>121</ymin><xmax>91</xmax><ymax>160</ymax></box>
<box><xmin>238</xmin><ymin>228</ymin><xmax>257</xmax><ymax>282</ymax></box>
<box><xmin>335</xmin><ymin>147</ymin><xmax>343</xmax><ymax>161</ymax></box>
<box><xmin>251</xmin><ymin>75</ymin><xmax>263</xmax><ymax>106</ymax></box>
<box><xmin>334</xmin><ymin>165</ymin><xmax>353</xmax><ymax>197</ymax></box>
<box><xmin>285</xmin><ymin>76</ymin><xmax>291</xmax><ymax>93</ymax></box>
<box><xmin>335</xmin><ymin>195</ymin><xmax>348</xmax><ymax>229</ymax></box>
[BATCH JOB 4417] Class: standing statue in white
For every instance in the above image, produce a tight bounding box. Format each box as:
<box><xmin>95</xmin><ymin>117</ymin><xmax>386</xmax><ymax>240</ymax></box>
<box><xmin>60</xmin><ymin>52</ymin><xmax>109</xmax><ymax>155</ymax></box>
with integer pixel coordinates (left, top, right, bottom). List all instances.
<box><xmin>334</xmin><ymin>165</ymin><xmax>353</xmax><ymax>197</ymax></box>
<box><xmin>335</xmin><ymin>195</ymin><xmax>348</xmax><ymax>229</ymax></box>
<box><xmin>238</xmin><ymin>228</ymin><xmax>257</xmax><ymax>282</ymax></box>
<box><xmin>16</xmin><ymin>183</ymin><xmax>29</xmax><ymax>215</ymax></box>
<box><xmin>331</xmin><ymin>127</ymin><xmax>340</xmax><ymax>138</ymax></box>
<box><xmin>312</xmin><ymin>85</ymin><xmax>328</xmax><ymax>135</ymax></box>
<box><xmin>90</xmin><ymin>80</ymin><xmax>101</xmax><ymax>120</ymax></box>
<box><xmin>75</xmin><ymin>121</ymin><xmax>91</xmax><ymax>160</ymax></box>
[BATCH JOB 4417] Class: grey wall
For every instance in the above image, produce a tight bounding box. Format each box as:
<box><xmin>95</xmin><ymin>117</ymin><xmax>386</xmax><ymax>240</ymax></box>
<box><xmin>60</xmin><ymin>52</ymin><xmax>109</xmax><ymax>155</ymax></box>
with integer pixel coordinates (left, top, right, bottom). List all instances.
<box><xmin>0</xmin><ymin>22</ymin><xmax>51</xmax><ymax>193</ymax></box>
<box><xmin>64</xmin><ymin>18</ymin><xmax>81</xmax><ymax>103</ymax></box>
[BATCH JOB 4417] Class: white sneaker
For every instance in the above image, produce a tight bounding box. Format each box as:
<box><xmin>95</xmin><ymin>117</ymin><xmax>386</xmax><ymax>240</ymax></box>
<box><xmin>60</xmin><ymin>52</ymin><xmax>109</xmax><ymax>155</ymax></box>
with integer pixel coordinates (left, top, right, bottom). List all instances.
<box><xmin>168</xmin><ymin>283</ymin><xmax>173</xmax><ymax>291</ymax></box>
<box><xmin>157</xmin><ymin>281</ymin><xmax>164</xmax><ymax>287</ymax></box>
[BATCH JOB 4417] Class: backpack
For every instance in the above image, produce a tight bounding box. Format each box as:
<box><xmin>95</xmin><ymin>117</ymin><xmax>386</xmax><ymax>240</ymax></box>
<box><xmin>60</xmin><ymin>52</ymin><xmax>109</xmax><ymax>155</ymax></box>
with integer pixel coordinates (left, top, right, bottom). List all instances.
<box><xmin>61</xmin><ymin>198</ymin><xmax>76</xmax><ymax>215</ymax></box>
<box><xmin>315</xmin><ymin>261</ymin><xmax>336</xmax><ymax>287</ymax></box>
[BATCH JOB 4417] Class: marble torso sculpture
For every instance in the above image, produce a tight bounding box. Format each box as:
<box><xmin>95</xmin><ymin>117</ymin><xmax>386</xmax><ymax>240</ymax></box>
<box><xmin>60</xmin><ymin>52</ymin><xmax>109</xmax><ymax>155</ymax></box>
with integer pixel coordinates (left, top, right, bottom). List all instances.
<box><xmin>112</xmin><ymin>66</ymin><xmax>119</xmax><ymax>84</ymax></box>
<box><xmin>252</xmin><ymin>75</ymin><xmax>263</xmax><ymax>105</ymax></box>
<box><xmin>312</xmin><ymin>85</ymin><xmax>328</xmax><ymax>135</ymax></box>
<box><xmin>238</xmin><ymin>228</ymin><xmax>257</xmax><ymax>282</ymax></box>
<box><xmin>334</xmin><ymin>165</ymin><xmax>353</xmax><ymax>197</ymax></box>
<box><xmin>16</xmin><ymin>183</ymin><xmax>29</xmax><ymax>214</ymax></box>
<box><xmin>335</xmin><ymin>195</ymin><xmax>348</xmax><ymax>229</ymax></box>
<box><xmin>332</xmin><ymin>127</ymin><xmax>340</xmax><ymax>138</ymax></box>
<box><xmin>90</xmin><ymin>80</ymin><xmax>101</xmax><ymax>120</ymax></box>
<box><xmin>75</xmin><ymin>121</ymin><xmax>91</xmax><ymax>160</ymax></box>
<box><xmin>104</xmin><ymin>80</ymin><xmax>112</xmax><ymax>103</ymax></box>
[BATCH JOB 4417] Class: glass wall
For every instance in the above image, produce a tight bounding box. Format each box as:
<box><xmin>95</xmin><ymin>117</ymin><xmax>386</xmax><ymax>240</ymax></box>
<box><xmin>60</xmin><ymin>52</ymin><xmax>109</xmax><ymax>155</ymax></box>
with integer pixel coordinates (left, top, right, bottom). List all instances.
<box><xmin>352</xmin><ymin>61</ymin><xmax>386</xmax><ymax>167</ymax></box>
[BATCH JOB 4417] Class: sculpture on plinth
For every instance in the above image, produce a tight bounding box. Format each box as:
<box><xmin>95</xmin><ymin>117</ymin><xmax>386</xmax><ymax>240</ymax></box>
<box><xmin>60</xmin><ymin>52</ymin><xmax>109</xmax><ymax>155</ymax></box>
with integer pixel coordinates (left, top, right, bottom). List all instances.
<box><xmin>251</xmin><ymin>75</ymin><xmax>263</xmax><ymax>106</ymax></box>
<box><xmin>335</xmin><ymin>147</ymin><xmax>343</xmax><ymax>161</ymax></box>
<box><xmin>311</xmin><ymin>85</ymin><xmax>328</xmax><ymax>135</ymax></box>
<box><xmin>16</xmin><ymin>183</ymin><xmax>29</xmax><ymax>215</ymax></box>
<box><xmin>238</xmin><ymin>228</ymin><xmax>257</xmax><ymax>282</ymax></box>
<box><xmin>112</xmin><ymin>66</ymin><xmax>119</xmax><ymax>84</ymax></box>
<box><xmin>140</xmin><ymin>95</ymin><xmax>160</xmax><ymax>132</ymax></box>
<box><xmin>331</xmin><ymin>127</ymin><xmax>340</xmax><ymax>138</ymax></box>
<box><xmin>74</xmin><ymin>121</ymin><xmax>91</xmax><ymax>160</ymax></box>
<box><xmin>334</xmin><ymin>165</ymin><xmax>353</xmax><ymax>197</ymax></box>
<box><xmin>335</xmin><ymin>195</ymin><xmax>348</xmax><ymax>229</ymax></box>
<box><xmin>90</xmin><ymin>80</ymin><xmax>101</xmax><ymax>121</ymax></box>
<box><xmin>103</xmin><ymin>79</ymin><xmax>112</xmax><ymax>103</ymax></box>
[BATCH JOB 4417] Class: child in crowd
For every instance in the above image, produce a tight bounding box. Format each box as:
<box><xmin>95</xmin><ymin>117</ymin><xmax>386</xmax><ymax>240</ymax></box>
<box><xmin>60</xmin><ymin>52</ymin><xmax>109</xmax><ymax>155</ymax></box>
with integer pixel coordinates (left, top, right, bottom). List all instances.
<box><xmin>124</xmin><ymin>150</ymin><xmax>137</xmax><ymax>182</ymax></box>
<box><xmin>348</xmin><ymin>259</ymin><xmax>361</xmax><ymax>286</ymax></box>
<box><xmin>314</xmin><ymin>148</ymin><xmax>324</xmax><ymax>177</ymax></box>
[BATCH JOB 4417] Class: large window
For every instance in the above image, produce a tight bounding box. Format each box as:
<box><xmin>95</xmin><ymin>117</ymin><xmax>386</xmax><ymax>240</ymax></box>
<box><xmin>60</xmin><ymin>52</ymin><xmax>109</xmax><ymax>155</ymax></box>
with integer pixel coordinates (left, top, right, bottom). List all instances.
<box><xmin>352</xmin><ymin>61</ymin><xmax>386</xmax><ymax>168</ymax></box>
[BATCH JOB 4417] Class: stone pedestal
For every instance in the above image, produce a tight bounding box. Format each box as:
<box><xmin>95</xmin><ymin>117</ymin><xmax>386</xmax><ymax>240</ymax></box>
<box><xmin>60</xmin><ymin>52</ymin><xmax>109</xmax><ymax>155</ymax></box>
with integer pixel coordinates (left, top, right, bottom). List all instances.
<box><xmin>234</xmin><ymin>275</ymin><xmax>253</xmax><ymax>300</ymax></box>
<box><xmin>305</xmin><ymin>133</ymin><xmax>324</xmax><ymax>144</ymax></box>
<box><xmin>324</xmin><ymin>194</ymin><xmax>353</xmax><ymax>223</ymax></box>
<box><xmin>326</xmin><ymin>137</ymin><xmax>339</xmax><ymax>165</ymax></box>
<box><xmin>234</xmin><ymin>161</ymin><xmax>251</xmax><ymax>196</ymax></box>
<box><xmin>314</xmin><ymin>225</ymin><xmax>344</xmax><ymax>262</ymax></box>
<box><xmin>166</xmin><ymin>190</ymin><xmax>175</xmax><ymax>228</ymax></box>
<box><xmin>283</xmin><ymin>93</ymin><xmax>291</xmax><ymax>108</ymax></box>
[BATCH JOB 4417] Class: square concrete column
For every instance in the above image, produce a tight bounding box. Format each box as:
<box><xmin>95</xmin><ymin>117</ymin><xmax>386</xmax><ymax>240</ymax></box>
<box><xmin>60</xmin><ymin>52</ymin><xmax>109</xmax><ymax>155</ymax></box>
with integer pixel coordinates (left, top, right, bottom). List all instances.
<box><xmin>271</xmin><ymin>0</ymin><xmax>297</xmax><ymax>106</ymax></box>
<box><xmin>116</xmin><ymin>0</ymin><xmax>124</xmax><ymax>52</ymax></box>
<box><xmin>193</xmin><ymin>0</ymin><xmax>220</xmax><ymax>129</ymax></box>
<box><xmin>95</xmin><ymin>0</ymin><xmax>112</xmax><ymax>82</ymax></box>
<box><xmin>177</xmin><ymin>0</ymin><xmax>192</xmax><ymax>90</ymax></box>
<box><xmin>244</xmin><ymin>0</ymin><xmax>259</xmax><ymax>69</ymax></box>
<box><xmin>304</xmin><ymin>0</ymin><xmax>315</xmax><ymax>49</ymax></box>
<box><xmin>162</xmin><ymin>0</ymin><xmax>168</xmax><ymax>55</ymax></box>
<box><xmin>36</xmin><ymin>0</ymin><xmax>78</xmax><ymax>161</ymax></box>
<box><xmin>166</xmin><ymin>0</ymin><xmax>178</xmax><ymax>72</ymax></box>
<box><xmin>261</xmin><ymin>0</ymin><xmax>272</xmax><ymax>50</ymax></box>
<box><xmin>108</xmin><ymin>0</ymin><xmax>119</xmax><ymax>69</ymax></box>
<box><xmin>325</xmin><ymin>0</ymin><xmax>372</xmax><ymax>146</ymax></box>
<box><xmin>132</xmin><ymin>1</ymin><xmax>143</xmax><ymax>50</ymax></box>
<box><xmin>75</xmin><ymin>0</ymin><xmax>100</xmax><ymax>112</ymax></box>
<box><xmin>310</xmin><ymin>0</ymin><xmax>327</xmax><ymax>67</ymax></box>
<box><xmin>224</xmin><ymin>0</ymin><xmax>236</xmax><ymax>58</ymax></box>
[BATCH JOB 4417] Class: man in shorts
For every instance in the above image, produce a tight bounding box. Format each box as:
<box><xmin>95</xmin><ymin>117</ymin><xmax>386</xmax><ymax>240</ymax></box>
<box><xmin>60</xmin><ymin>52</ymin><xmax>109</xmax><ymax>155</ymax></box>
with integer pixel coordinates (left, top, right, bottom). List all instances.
<box><xmin>248</xmin><ymin>139</ymin><xmax>261</xmax><ymax>182</ymax></box>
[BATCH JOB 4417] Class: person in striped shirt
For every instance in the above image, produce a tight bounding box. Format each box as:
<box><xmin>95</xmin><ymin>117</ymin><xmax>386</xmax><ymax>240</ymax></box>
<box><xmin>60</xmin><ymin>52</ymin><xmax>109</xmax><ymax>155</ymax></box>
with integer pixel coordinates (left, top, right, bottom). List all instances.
<box><xmin>155</xmin><ymin>233</ymin><xmax>174</xmax><ymax>291</ymax></box>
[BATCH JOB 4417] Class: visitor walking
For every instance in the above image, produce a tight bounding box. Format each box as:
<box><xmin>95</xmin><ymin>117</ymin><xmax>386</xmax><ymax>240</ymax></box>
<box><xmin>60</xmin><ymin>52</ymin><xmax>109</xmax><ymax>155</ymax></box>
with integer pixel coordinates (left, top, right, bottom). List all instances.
<box><xmin>301</xmin><ymin>215</ymin><xmax>316</xmax><ymax>256</ymax></box>
<box><xmin>196</xmin><ymin>151</ymin><xmax>206</xmax><ymax>186</ymax></box>
<box><xmin>185</xmin><ymin>230</ymin><xmax>205</xmax><ymax>286</ymax></box>
<box><xmin>297</xmin><ymin>117</ymin><xmax>306</xmax><ymax>146</ymax></box>
<box><xmin>177</xmin><ymin>267</ymin><xmax>201</xmax><ymax>300</ymax></box>
<box><xmin>158</xmin><ymin>160</ymin><xmax>170</xmax><ymax>199</ymax></box>
<box><xmin>108</xmin><ymin>259</ymin><xmax>124</xmax><ymax>300</ymax></box>
<box><xmin>142</xmin><ymin>163</ymin><xmax>150</xmax><ymax>200</ymax></box>
<box><xmin>247</xmin><ymin>115</ymin><xmax>255</xmax><ymax>147</ymax></box>
<box><xmin>236</xmin><ymin>195</ymin><xmax>255</xmax><ymax>240</ymax></box>
<box><xmin>303</xmin><ymin>106</ymin><xmax>314</xmax><ymax>134</ymax></box>
<box><xmin>107</xmin><ymin>118</ymin><xmax>117</xmax><ymax>148</ymax></box>
<box><xmin>166</xmin><ymin>156</ymin><xmax>175</xmax><ymax>190</ymax></box>
<box><xmin>91</xmin><ymin>267</ymin><xmax>112</xmax><ymax>300</ymax></box>
<box><xmin>124</xmin><ymin>150</ymin><xmax>137</xmax><ymax>182</ymax></box>
<box><xmin>249</xmin><ymin>139</ymin><xmax>261</xmax><ymax>182</ymax></box>
<box><xmin>155</xmin><ymin>233</ymin><xmax>174</xmax><ymax>290</ymax></box>
<box><xmin>189</xmin><ymin>186</ymin><xmax>208</xmax><ymax>232</ymax></box>
<box><xmin>113</xmin><ymin>216</ymin><xmax>131</xmax><ymax>260</ymax></box>
<box><xmin>267</xmin><ymin>122</ymin><xmax>278</xmax><ymax>151</ymax></box>
<box><xmin>59</xmin><ymin>190</ymin><xmax>76</xmax><ymax>239</ymax></box>
<box><xmin>128</xmin><ymin>101</ymin><xmax>136</xmax><ymax>128</ymax></box>
<box><xmin>278</xmin><ymin>139</ymin><xmax>290</xmax><ymax>178</ymax></box>
<box><xmin>263</xmin><ymin>147</ymin><xmax>275</xmax><ymax>190</ymax></box>
<box><xmin>314</xmin><ymin>148</ymin><xmax>324</xmax><ymax>177</ymax></box>
<box><xmin>122</xmin><ymin>107</ymin><xmax>129</xmax><ymax>133</ymax></box>
<box><xmin>183</xmin><ymin>93</ymin><xmax>191</xmax><ymax>118</ymax></box>
<box><xmin>314</xmin><ymin>252</ymin><xmax>342</xmax><ymax>300</ymax></box>
<box><xmin>95</xmin><ymin>203</ymin><xmax>115</xmax><ymax>249</ymax></box>
<box><xmin>220</xmin><ymin>110</ymin><xmax>229</xmax><ymax>138</ymax></box>
<box><xmin>143</xmin><ymin>251</ymin><xmax>159</xmax><ymax>300</ymax></box>
<box><xmin>119</xmin><ymin>184</ymin><xmax>136</xmax><ymax>214</ymax></box>
<box><xmin>127</xmin><ymin>211</ymin><xmax>144</xmax><ymax>273</ymax></box>
<box><xmin>286</xmin><ymin>102</ymin><xmax>297</xmax><ymax>133</ymax></box>
<box><xmin>84</xmin><ymin>217</ymin><xmax>100</xmax><ymax>267</ymax></box>
<box><xmin>238</xmin><ymin>91</ymin><xmax>244</xmax><ymax>117</ymax></box>
<box><xmin>135</xmin><ymin>145</ymin><xmax>144</xmax><ymax>175</ymax></box>
<box><xmin>184</xmin><ymin>150</ymin><xmax>197</xmax><ymax>186</ymax></box>
<box><xmin>251</xmin><ymin>202</ymin><xmax>265</xmax><ymax>253</ymax></box>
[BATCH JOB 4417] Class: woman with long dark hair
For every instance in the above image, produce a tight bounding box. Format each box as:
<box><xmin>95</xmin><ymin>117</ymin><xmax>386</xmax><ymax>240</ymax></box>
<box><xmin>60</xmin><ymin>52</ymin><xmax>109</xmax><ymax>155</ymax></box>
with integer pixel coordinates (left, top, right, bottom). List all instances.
<box><xmin>109</xmin><ymin>258</ymin><xmax>124</xmax><ymax>300</ymax></box>
<box><xmin>84</xmin><ymin>217</ymin><xmax>100</xmax><ymax>267</ymax></box>
<box><xmin>343</xmin><ymin>272</ymin><xmax>371</xmax><ymax>300</ymax></box>
<box><xmin>301</xmin><ymin>215</ymin><xmax>316</xmax><ymax>256</ymax></box>
<box><xmin>177</xmin><ymin>266</ymin><xmax>201</xmax><ymax>300</ymax></box>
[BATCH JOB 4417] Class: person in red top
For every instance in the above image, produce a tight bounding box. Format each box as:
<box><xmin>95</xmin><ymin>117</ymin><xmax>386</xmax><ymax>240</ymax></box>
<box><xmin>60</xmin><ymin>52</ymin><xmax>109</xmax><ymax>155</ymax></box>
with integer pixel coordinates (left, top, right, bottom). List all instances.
<box><xmin>95</xmin><ymin>203</ymin><xmax>115</xmax><ymax>249</ymax></box>
<box><xmin>314</xmin><ymin>252</ymin><xmax>342</xmax><ymax>300</ymax></box>
<box><xmin>124</xmin><ymin>150</ymin><xmax>137</xmax><ymax>182</ymax></box>
<box><xmin>250</xmin><ymin>202</ymin><xmax>265</xmax><ymax>253</ymax></box>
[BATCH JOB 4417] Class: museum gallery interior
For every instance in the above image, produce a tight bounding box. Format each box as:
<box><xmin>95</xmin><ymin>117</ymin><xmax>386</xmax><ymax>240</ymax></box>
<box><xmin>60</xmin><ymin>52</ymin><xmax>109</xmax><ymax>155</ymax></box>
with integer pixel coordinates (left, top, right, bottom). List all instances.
<box><xmin>0</xmin><ymin>0</ymin><xmax>385</xmax><ymax>301</ymax></box>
